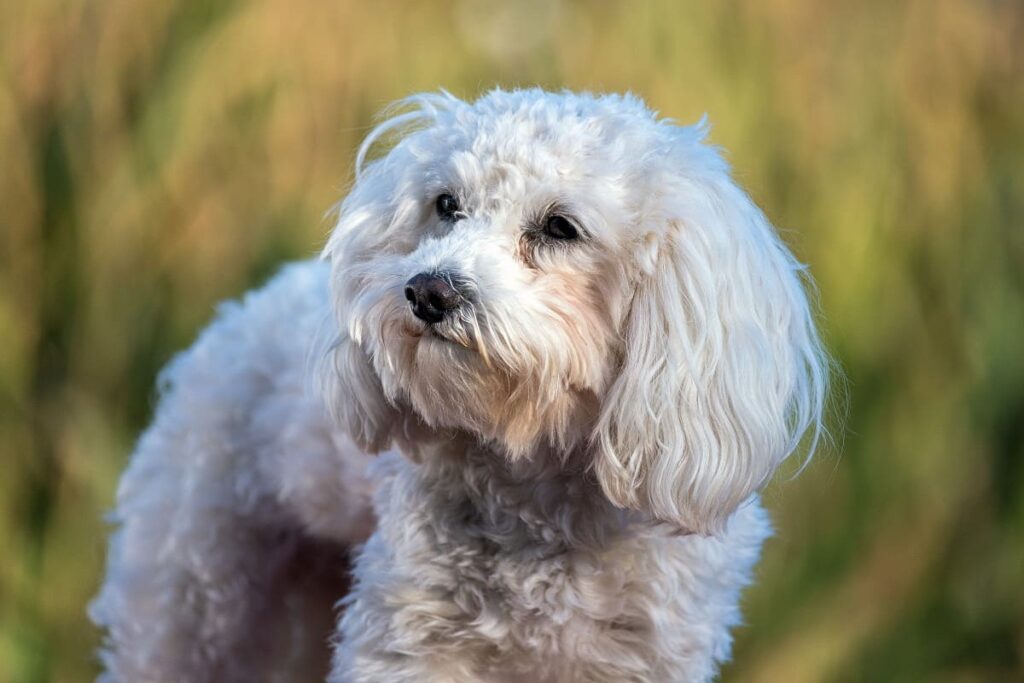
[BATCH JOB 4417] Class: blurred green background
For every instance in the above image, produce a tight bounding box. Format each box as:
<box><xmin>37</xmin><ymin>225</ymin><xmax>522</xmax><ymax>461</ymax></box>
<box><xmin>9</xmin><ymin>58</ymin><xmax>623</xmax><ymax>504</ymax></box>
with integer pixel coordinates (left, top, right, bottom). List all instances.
<box><xmin>1</xmin><ymin>1</ymin><xmax>1022</xmax><ymax>681</ymax></box>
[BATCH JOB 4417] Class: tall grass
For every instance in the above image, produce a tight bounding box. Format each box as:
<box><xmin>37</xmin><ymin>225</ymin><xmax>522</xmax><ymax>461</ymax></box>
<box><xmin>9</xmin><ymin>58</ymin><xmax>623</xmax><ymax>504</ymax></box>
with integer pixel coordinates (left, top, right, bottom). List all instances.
<box><xmin>1</xmin><ymin>1</ymin><xmax>1021</xmax><ymax>681</ymax></box>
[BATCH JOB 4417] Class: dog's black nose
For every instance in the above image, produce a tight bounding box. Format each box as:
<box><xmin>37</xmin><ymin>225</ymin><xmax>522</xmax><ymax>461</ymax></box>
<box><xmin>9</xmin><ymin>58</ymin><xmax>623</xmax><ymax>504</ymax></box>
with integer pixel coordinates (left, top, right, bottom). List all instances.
<box><xmin>404</xmin><ymin>272</ymin><xmax>462</xmax><ymax>323</ymax></box>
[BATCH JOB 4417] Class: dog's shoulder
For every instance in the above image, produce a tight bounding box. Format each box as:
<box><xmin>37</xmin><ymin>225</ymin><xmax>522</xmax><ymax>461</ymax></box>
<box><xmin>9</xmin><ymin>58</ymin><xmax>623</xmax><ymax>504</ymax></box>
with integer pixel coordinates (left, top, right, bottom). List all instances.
<box><xmin>158</xmin><ymin>258</ymin><xmax>332</xmax><ymax>401</ymax></box>
<box><xmin>140</xmin><ymin>258</ymin><xmax>338</xmax><ymax>478</ymax></box>
<box><xmin>126</xmin><ymin>258</ymin><xmax>374</xmax><ymax>538</ymax></box>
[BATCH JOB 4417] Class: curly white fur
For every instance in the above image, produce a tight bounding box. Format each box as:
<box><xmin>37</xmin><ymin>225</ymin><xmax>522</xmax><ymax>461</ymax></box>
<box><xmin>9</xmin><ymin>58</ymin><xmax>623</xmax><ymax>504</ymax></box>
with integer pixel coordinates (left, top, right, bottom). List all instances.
<box><xmin>91</xmin><ymin>88</ymin><xmax>829</xmax><ymax>683</ymax></box>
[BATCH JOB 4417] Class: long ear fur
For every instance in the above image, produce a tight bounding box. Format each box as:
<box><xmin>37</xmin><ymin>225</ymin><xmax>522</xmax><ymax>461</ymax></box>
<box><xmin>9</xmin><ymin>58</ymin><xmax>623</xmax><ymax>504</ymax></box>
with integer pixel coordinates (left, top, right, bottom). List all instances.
<box><xmin>318</xmin><ymin>91</ymin><xmax>464</xmax><ymax>452</ymax></box>
<box><xmin>594</xmin><ymin>135</ymin><xmax>829</xmax><ymax>535</ymax></box>
<box><xmin>316</xmin><ymin>335</ymin><xmax>396</xmax><ymax>453</ymax></box>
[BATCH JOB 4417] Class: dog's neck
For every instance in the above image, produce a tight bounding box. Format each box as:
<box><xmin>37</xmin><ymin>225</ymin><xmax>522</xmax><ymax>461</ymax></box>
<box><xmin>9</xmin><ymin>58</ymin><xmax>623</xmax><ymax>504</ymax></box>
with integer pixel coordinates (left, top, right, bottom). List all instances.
<box><xmin>395</xmin><ymin>429</ymin><xmax>645</xmax><ymax>550</ymax></box>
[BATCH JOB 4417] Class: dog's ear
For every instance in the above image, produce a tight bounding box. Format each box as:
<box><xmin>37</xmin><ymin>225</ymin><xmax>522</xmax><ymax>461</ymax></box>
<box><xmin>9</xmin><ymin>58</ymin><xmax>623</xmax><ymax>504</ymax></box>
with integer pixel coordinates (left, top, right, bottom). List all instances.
<box><xmin>318</xmin><ymin>188</ymin><xmax>397</xmax><ymax>453</ymax></box>
<box><xmin>318</xmin><ymin>333</ymin><xmax>397</xmax><ymax>453</ymax></box>
<box><xmin>594</xmin><ymin>131</ymin><xmax>829</xmax><ymax>535</ymax></box>
<box><xmin>317</xmin><ymin>92</ymin><xmax>466</xmax><ymax>452</ymax></box>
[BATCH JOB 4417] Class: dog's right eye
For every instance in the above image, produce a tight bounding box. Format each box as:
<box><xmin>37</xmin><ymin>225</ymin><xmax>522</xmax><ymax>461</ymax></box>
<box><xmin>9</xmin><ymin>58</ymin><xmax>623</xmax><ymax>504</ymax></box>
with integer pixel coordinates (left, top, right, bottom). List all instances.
<box><xmin>435</xmin><ymin>194</ymin><xmax>460</xmax><ymax>222</ymax></box>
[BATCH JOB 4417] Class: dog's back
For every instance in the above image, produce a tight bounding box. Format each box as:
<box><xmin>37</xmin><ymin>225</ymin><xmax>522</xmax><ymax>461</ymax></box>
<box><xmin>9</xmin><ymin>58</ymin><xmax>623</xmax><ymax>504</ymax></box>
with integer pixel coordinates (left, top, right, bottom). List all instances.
<box><xmin>90</xmin><ymin>259</ymin><xmax>372</xmax><ymax>682</ymax></box>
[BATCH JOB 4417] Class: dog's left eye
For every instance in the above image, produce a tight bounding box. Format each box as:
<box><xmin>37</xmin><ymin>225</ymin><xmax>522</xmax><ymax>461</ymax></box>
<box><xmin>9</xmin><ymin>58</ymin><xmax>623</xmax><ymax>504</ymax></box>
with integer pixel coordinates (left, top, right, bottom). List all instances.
<box><xmin>543</xmin><ymin>214</ymin><xmax>579</xmax><ymax>240</ymax></box>
<box><xmin>435</xmin><ymin>194</ymin><xmax>461</xmax><ymax>221</ymax></box>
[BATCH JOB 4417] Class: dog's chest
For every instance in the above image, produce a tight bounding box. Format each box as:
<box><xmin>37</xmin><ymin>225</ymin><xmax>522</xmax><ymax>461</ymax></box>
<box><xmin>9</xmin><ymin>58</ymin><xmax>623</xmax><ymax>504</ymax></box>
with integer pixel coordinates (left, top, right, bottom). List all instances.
<box><xmin>409</xmin><ymin>497</ymin><xmax>667</xmax><ymax>679</ymax></box>
<box><xmin>356</xmin><ymin>456</ymin><xmax>764</xmax><ymax>682</ymax></box>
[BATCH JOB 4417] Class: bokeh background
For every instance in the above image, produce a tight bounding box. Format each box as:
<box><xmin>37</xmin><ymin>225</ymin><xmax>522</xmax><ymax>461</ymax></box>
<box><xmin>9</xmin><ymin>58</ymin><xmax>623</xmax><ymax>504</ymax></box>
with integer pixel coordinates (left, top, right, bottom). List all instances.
<box><xmin>2</xmin><ymin>0</ymin><xmax>1022</xmax><ymax>681</ymax></box>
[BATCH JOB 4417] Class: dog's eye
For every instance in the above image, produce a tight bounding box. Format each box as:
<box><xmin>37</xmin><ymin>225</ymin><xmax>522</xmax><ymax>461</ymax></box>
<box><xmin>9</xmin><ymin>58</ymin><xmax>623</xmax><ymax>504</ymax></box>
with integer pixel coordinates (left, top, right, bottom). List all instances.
<box><xmin>543</xmin><ymin>214</ymin><xmax>579</xmax><ymax>240</ymax></box>
<box><xmin>435</xmin><ymin>193</ymin><xmax>460</xmax><ymax>221</ymax></box>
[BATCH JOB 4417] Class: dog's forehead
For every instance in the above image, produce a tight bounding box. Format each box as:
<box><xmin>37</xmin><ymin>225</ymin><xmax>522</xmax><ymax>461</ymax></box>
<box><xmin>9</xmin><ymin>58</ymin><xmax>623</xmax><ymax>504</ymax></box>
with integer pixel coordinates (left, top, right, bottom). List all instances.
<box><xmin>466</xmin><ymin>94</ymin><xmax>652</xmax><ymax>161</ymax></box>
<box><xmin>425</xmin><ymin>92</ymin><xmax>662</xmax><ymax>200</ymax></box>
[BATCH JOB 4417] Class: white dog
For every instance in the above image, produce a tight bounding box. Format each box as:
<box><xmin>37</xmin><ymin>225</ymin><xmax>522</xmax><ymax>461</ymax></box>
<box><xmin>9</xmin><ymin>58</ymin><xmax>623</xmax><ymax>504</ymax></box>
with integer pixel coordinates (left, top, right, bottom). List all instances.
<box><xmin>91</xmin><ymin>88</ymin><xmax>829</xmax><ymax>683</ymax></box>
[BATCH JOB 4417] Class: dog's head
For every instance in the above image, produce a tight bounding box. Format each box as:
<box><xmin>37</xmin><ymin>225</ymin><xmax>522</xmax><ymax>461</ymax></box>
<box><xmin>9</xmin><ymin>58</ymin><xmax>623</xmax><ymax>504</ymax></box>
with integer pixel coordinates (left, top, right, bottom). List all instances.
<box><xmin>323</xmin><ymin>89</ymin><xmax>829</xmax><ymax>534</ymax></box>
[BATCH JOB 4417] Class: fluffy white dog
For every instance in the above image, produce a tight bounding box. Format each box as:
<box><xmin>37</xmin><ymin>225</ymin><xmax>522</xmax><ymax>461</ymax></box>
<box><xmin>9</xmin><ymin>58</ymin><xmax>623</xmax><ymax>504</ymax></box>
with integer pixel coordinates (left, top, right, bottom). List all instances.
<box><xmin>91</xmin><ymin>88</ymin><xmax>829</xmax><ymax>683</ymax></box>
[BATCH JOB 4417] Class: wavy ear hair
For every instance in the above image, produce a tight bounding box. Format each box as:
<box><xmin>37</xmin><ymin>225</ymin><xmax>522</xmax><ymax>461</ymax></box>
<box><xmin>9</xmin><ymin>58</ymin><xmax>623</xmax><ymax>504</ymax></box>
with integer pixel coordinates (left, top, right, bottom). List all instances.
<box><xmin>318</xmin><ymin>91</ymin><xmax>464</xmax><ymax>452</ymax></box>
<box><xmin>594</xmin><ymin>127</ymin><xmax>830</xmax><ymax>535</ymax></box>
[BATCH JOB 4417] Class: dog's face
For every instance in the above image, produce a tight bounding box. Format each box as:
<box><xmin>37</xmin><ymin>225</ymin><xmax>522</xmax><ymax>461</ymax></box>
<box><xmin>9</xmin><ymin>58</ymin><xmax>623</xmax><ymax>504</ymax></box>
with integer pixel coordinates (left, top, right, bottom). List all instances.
<box><xmin>324</xmin><ymin>90</ymin><xmax>828</xmax><ymax>534</ymax></box>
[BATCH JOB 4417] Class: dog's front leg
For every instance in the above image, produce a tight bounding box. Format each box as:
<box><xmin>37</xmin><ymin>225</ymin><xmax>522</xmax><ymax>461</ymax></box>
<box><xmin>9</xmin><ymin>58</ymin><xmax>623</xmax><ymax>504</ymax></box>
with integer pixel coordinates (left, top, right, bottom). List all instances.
<box><xmin>89</xmin><ymin>422</ymin><xmax>296</xmax><ymax>683</ymax></box>
<box><xmin>327</xmin><ymin>527</ymin><xmax>491</xmax><ymax>683</ymax></box>
<box><xmin>328</xmin><ymin>602</ymin><xmax>486</xmax><ymax>683</ymax></box>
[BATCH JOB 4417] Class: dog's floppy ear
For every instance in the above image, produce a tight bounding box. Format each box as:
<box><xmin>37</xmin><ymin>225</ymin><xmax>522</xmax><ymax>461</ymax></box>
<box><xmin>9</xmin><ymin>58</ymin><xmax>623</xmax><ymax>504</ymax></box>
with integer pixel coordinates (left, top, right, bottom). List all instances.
<box><xmin>318</xmin><ymin>183</ymin><xmax>398</xmax><ymax>453</ymax></box>
<box><xmin>594</xmin><ymin>130</ymin><xmax>829</xmax><ymax>535</ymax></box>
<box><xmin>317</xmin><ymin>92</ymin><xmax>465</xmax><ymax>452</ymax></box>
<box><xmin>318</xmin><ymin>332</ymin><xmax>396</xmax><ymax>454</ymax></box>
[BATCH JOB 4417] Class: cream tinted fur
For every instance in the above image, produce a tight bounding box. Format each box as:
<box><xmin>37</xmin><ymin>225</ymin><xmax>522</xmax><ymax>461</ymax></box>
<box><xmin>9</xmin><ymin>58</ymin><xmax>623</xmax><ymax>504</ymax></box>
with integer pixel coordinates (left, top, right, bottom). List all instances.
<box><xmin>92</xmin><ymin>89</ymin><xmax>829</xmax><ymax>682</ymax></box>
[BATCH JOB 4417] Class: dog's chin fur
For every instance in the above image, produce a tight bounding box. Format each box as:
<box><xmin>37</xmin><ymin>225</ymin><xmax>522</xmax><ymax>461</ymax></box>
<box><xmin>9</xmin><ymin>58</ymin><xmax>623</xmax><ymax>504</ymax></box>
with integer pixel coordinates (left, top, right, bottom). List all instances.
<box><xmin>386</xmin><ymin>328</ymin><xmax>600</xmax><ymax>459</ymax></box>
<box><xmin>92</xmin><ymin>88</ymin><xmax>831</xmax><ymax>683</ymax></box>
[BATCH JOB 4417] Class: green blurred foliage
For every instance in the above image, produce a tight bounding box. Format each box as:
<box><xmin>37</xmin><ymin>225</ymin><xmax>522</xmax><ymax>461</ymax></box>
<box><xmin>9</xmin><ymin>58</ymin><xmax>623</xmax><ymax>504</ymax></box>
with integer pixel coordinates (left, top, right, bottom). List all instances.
<box><xmin>1</xmin><ymin>1</ymin><xmax>1022</xmax><ymax>681</ymax></box>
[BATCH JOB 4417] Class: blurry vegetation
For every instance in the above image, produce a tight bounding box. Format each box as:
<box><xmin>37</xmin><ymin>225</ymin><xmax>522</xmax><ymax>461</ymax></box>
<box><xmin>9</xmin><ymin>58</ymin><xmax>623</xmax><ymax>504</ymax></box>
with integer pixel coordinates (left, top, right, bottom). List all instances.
<box><xmin>1</xmin><ymin>1</ymin><xmax>1022</xmax><ymax>681</ymax></box>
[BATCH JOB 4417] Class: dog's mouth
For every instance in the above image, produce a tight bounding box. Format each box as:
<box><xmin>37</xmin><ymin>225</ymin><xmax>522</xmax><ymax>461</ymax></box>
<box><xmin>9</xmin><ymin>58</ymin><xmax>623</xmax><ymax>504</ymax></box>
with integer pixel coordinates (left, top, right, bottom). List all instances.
<box><xmin>401</xmin><ymin>321</ymin><xmax>472</xmax><ymax>349</ymax></box>
<box><xmin>425</xmin><ymin>327</ymin><xmax>458</xmax><ymax>344</ymax></box>
<box><xmin>401</xmin><ymin>318</ymin><xmax>502</xmax><ymax>371</ymax></box>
